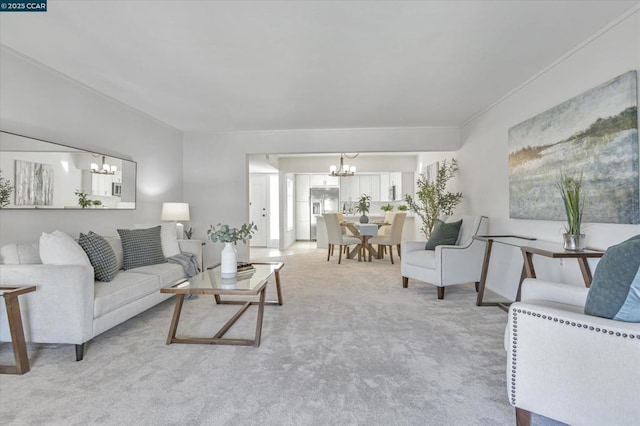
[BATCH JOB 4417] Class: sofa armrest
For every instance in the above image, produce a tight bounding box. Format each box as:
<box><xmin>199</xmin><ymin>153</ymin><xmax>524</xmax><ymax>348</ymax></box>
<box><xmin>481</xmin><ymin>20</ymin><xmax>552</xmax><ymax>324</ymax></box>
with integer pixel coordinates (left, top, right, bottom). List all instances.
<box><xmin>520</xmin><ymin>278</ymin><xmax>589</xmax><ymax>307</ymax></box>
<box><xmin>178</xmin><ymin>239</ymin><xmax>203</xmax><ymax>269</ymax></box>
<box><xmin>506</xmin><ymin>301</ymin><xmax>640</xmax><ymax>425</ymax></box>
<box><xmin>0</xmin><ymin>264</ymin><xmax>95</xmax><ymax>345</ymax></box>
<box><xmin>402</xmin><ymin>241</ymin><xmax>428</xmax><ymax>254</ymax></box>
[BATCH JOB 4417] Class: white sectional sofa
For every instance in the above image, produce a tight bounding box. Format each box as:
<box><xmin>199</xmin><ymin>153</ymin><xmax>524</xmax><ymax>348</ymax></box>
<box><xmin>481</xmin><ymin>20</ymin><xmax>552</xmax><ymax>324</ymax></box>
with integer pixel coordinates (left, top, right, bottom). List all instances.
<box><xmin>0</xmin><ymin>236</ymin><xmax>203</xmax><ymax>361</ymax></box>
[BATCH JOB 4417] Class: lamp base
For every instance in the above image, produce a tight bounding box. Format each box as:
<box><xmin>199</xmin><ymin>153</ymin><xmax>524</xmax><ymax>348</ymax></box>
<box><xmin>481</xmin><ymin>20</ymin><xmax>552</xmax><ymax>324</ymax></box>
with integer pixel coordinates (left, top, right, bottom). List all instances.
<box><xmin>176</xmin><ymin>222</ymin><xmax>184</xmax><ymax>239</ymax></box>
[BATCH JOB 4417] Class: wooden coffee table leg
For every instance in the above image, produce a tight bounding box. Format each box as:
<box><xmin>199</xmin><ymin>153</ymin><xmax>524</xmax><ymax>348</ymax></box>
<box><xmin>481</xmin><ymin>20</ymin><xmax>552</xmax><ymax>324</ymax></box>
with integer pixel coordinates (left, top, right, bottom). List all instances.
<box><xmin>254</xmin><ymin>287</ymin><xmax>267</xmax><ymax>347</ymax></box>
<box><xmin>166</xmin><ymin>294</ymin><xmax>185</xmax><ymax>345</ymax></box>
<box><xmin>2</xmin><ymin>294</ymin><xmax>30</xmax><ymax>374</ymax></box>
<box><xmin>274</xmin><ymin>270</ymin><xmax>283</xmax><ymax>305</ymax></box>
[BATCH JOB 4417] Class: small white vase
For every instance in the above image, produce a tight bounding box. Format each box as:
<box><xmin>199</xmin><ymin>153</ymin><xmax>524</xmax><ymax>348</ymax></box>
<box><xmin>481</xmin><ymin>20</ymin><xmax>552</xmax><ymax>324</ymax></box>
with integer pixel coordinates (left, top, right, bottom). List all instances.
<box><xmin>220</xmin><ymin>242</ymin><xmax>237</xmax><ymax>278</ymax></box>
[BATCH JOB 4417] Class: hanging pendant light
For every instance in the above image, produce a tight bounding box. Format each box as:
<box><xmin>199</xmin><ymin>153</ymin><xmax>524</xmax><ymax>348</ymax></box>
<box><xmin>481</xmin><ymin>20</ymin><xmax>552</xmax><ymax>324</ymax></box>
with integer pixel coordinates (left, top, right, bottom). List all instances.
<box><xmin>329</xmin><ymin>153</ymin><xmax>357</xmax><ymax>177</ymax></box>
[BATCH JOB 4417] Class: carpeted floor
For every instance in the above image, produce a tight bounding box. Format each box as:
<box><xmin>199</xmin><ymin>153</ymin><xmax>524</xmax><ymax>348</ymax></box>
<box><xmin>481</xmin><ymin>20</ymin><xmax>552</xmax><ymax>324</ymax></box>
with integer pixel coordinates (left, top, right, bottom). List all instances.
<box><xmin>0</xmin><ymin>250</ymin><xmax>559</xmax><ymax>425</ymax></box>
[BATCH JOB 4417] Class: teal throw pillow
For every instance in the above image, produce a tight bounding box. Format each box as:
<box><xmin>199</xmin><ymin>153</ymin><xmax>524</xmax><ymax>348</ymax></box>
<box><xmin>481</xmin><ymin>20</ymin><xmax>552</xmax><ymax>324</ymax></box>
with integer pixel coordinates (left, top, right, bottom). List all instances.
<box><xmin>117</xmin><ymin>226</ymin><xmax>167</xmax><ymax>270</ymax></box>
<box><xmin>425</xmin><ymin>219</ymin><xmax>462</xmax><ymax>250</ymax></box>
<box><xmin>584</xmin><ymin>234</ymin><xmax>640</xmax><ymax>322</ymax></box>
<box><xmin>78</xmin><ymin>231</ymin><xmax>119</xmax><ymax>282</ymax></box>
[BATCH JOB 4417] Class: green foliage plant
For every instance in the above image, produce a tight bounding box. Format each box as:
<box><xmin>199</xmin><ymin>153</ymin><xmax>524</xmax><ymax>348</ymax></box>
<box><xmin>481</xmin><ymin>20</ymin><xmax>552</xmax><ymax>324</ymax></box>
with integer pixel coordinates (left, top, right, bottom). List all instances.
<box><xmin>0</xmin><ymin>170</ymin><xmax>13</xmax><ymax>208</ymax></box>
<box><xmin>380</xmin><ymin>204</ymin><xmax>394</xmax><ymax>212</ymax></box>
<box><xmin>397</xmin><ymin>204</ymin><xmax>408</xmax><ymax>211</ymax></box>
<box><xmin>404</xmin><ymin>159</ymin><xmax>463</xmax><ymax>238</ymax></box>
<box><xmin>92</xmin><ymin>200</ymin><xmax>103</xmax><ymax>207</ymax></box>
<box><xmin>355</xmin><ymin>194</ymin><xmax>371</xmax><ymax>215</ymax></box>
<box><xmin>557</xmin><ymin>171</ymin><xmax>584</xmax><ymax>235</ymax></box>
<box><xmin>208</xmin><ymin>222</ymin><xmax>257</xmax><ymax>244</ymax></box>
<box><xmin>75</xmin><ymin>189</ymin><xmax>92</xmax><ymax>208</ymax></box>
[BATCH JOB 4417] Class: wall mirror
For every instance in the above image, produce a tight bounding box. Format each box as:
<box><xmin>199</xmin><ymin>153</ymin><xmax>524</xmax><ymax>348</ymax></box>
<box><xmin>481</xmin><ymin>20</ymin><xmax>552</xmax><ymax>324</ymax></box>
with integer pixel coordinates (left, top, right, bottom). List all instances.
<box><xmin>0</xmin><ymin>131</ymin><xmax>136</xmax><ymax>209</ymax></box>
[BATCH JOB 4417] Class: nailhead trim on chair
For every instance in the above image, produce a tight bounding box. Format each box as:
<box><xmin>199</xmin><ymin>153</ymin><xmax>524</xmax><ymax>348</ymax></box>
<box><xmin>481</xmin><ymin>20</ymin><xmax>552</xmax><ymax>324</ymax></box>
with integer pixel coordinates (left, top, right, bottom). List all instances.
<box><xmin>509</xmin><ymin>308</ymin><xmax>640</xmax><ymax>406</ymax></box>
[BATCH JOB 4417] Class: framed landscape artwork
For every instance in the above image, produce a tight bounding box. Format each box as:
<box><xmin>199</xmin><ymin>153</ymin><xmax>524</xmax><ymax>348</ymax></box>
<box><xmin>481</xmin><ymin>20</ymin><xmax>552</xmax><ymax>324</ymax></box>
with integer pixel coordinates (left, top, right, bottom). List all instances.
<box><xmin>15</xmin><ymin>159</ymin><xmax>54</xmax><ymax>206</ymax></box>
<box><xmin>508</xmin><ymin>70</ymin><xmax>639</xmax><ymax>224</ymax></box>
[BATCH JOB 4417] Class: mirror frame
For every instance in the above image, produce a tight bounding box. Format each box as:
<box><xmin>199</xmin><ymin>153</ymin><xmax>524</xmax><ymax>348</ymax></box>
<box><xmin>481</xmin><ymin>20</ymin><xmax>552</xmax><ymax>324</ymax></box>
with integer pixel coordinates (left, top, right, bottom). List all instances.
<box><xmin>0</xmin><ymin>130</ymin><xmax>137</xmax><ymax>210</ymax></box>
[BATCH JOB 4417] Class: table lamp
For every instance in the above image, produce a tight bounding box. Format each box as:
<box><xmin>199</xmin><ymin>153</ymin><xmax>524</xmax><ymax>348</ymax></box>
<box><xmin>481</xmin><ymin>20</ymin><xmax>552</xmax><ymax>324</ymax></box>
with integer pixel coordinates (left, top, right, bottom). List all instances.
<box><xmin>161</xmin><ymin>202</ymin><xmax>190</xmax><ymax>239</ymax></box>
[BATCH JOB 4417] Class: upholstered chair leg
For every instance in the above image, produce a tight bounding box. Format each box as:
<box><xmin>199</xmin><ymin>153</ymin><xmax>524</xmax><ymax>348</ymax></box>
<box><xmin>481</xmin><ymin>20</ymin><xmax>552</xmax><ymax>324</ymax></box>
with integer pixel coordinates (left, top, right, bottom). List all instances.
<box><xmin>378</xmin><ymin>245</ymin><xmax>383</xmax><ymax>259</ymax></box>
<box><xmin>75</xmin><ymin>343</ymin><xmax>86</xmax><ymax>361</ymax></box>
<box><xmin>338</xmin><ymin>245</ymin><xmax>343</xmax><ymax>264</ymax></box>
<box><xmin>402</xmin><ymin>276</ymin><xmax>409</xmax><ymax>288</ymax></box>
<box><xmin>515</xmin><ymin>408</ymin><xmax>531</xmax><ymax>426</ymax></box>
<box><xmin>437</xmin><ymin>287</ymin><xmax>445</xmax><ymax>299</ymax></box>
<box><xmin>397</xmin><ymin>244</ymin><xmax>401</xmax><ymax>258</ymax></box>
<box><xmin>327</xmin><ymin>245</ymin><xmax>332</xmax><ymax>261</ymax></box>
<box><xmin>475</xmin><ymin>281</ymin><xmax>480</xmax><ymax>292</ymax></box>
<box><xmin>389</xmin><ymin>247</ymin><xmax>394</xmax><ymax>264</ymax></box>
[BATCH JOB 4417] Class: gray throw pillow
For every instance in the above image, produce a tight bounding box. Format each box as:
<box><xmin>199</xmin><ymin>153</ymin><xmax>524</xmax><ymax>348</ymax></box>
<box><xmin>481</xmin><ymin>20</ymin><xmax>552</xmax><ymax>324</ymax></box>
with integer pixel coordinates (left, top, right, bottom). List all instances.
<box><xmin>78</xmin><ymin>231</ymin><xmax>119</xmax><ymax>282</ymax></box>
<box><xmin>584</xmin><ymin>234</ymin><xmax>640</xmax><ymax>322</ymax></box>
<box><xmin>425</xmin><ymin>219</ymin><xmax>462</xmax><ymax>250</ymax></box>
<box><xmin>117</xmin><ymin>226</ymin><xmax>167</xmax><ymax>270</ymax></box>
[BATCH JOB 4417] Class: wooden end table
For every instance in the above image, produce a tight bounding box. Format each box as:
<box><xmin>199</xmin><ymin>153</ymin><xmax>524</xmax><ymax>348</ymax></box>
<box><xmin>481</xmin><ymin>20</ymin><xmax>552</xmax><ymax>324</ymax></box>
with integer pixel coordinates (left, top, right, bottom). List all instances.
<box><xmin>0</xmin><ymin>285</ymin><xmax>36</xmax><ymax>375</ymax></box>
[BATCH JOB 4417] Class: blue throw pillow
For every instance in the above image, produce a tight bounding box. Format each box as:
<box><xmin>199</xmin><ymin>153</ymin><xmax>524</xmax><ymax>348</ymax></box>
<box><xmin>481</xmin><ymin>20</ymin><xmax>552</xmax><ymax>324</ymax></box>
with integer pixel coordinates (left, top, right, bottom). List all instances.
<box><xmin>425</xmin><ymin>219</ymin><xmax>462</xmax><ymax>250</ymax></box>
<box><xmin>584</xmin><ymin>234</ymin><xmax>640</xmax><ymax>322</ymax></box>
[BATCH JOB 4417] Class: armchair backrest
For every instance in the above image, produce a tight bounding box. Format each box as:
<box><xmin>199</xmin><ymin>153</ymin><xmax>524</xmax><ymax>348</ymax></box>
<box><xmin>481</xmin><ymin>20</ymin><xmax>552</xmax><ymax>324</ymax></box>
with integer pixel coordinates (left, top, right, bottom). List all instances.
<box><xmin>448</xmin><ymin>216</ymin><xmax>488</xmax><ymax>246</ymax></box>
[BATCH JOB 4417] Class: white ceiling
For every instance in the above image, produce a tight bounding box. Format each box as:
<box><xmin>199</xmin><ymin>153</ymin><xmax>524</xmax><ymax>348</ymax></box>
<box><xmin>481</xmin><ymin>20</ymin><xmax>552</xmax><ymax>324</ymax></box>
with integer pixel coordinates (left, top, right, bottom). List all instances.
<box><xmin>1</xmin><ymin>1</ymin><xmax>638</xmax><ymax>134</ymax></box>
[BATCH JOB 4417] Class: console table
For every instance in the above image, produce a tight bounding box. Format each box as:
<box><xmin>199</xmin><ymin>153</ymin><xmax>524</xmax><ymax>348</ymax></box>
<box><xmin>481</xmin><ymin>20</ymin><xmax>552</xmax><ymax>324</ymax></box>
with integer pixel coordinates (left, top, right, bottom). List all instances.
<box><xmin>473</xmin><ymin>236</ymin><xmax>604</xmax><ymax>311</ymax></box>
<box><xmin>0</xmin><ymin>285</ymin><xmax>36</xmax><ymax>375</ymax></box>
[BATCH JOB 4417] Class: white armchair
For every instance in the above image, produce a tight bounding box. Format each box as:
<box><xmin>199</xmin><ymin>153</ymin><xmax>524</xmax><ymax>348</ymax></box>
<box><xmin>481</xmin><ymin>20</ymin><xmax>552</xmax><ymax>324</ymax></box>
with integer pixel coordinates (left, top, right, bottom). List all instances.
<box><xmin>401</xmin><ymin>215</ymin><xmax>488</xmax><ymax>299</ymax></box>
<box><xmin>506</xmin><ymin>279</ymin><xmax>640</xmax><ymax>426</ymax></box>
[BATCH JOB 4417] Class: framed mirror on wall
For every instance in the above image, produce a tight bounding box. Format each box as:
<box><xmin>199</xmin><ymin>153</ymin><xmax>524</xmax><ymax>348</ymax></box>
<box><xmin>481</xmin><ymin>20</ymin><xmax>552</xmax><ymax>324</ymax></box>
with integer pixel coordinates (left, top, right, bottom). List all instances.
<box><xmin>0</xmin><ymin>131</ymin><xmax>136</xmax><ymax>209</ymax></box>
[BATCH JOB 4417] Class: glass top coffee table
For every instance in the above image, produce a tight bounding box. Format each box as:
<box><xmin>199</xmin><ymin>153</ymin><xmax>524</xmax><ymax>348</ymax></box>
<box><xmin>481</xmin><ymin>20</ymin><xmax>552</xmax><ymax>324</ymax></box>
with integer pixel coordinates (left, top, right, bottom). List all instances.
<box><xmin>161</xmin><ymin>262</ymin><xmax>284</xmax><ymax>347</ymax></box>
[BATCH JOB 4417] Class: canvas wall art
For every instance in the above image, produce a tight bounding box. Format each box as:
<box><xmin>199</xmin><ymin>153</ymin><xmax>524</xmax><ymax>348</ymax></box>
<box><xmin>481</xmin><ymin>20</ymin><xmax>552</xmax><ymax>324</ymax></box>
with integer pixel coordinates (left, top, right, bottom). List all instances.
<box><xmin>15</xmin><ymin>160</ymin><xmax>54</xmax><ymax>206</ymax></box>
<box><xmin>424</xmin><ymin>161</ymin><xmax>439</xmax><ymax>183</ymax></box>
<box><xmin>508</xmin><ymin>70</ymin><xmax>639</xmax><ymax>224</ymax></box>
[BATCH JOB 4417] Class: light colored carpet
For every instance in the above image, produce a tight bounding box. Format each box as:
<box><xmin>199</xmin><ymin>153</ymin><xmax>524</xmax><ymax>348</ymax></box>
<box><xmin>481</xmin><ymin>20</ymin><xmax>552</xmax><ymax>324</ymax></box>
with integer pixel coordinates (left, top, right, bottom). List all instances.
<box><xmin>0</xmin><ymin>250</ymin><xmax>559</xmax><ymax>425</ymax></box>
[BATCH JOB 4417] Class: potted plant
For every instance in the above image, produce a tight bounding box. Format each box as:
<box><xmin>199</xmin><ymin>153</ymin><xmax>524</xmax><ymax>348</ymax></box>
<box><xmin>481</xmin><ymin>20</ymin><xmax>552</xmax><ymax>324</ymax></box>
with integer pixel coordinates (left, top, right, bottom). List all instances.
<box><xmin>0</xmin><ymin>170</ymin><xmax>13</xmax><ymax>208</ymax></box>
<box><xmin>380</xmin><ymin>204</ymin><xmax>394</xmax><ymax>212</ymax></box>
<box><xmin>355</xmin><ymin>194</ymin><xmax>371</xmax><ymax>223</ymax></box>
<box><xmin>75</xmin><ymin>189</ymin><xmax>92</xmax><ymax>209</ymax></box>
<box><xmin>207</xmin><ymin>222</ymin><xmax>257</xmax><ymax>277</ymax></box>
<box><xmin>404</xmin><ymin>159</ymin><xmax>462</xmax><ymax>238</ymax></box>
<box><xmin>92</xmin><ymin>200</ymin><xmax>103</xmax><ymax>208</ymax></box>
<box><xmin>397</xmin><ymin>205</ymin><xmax>408</xmax><ymax>212</ymax></box>
<box><xmin>557</xmin><ymin>171</ymin><xmax>585</xmax><ymax>251</ymax></box>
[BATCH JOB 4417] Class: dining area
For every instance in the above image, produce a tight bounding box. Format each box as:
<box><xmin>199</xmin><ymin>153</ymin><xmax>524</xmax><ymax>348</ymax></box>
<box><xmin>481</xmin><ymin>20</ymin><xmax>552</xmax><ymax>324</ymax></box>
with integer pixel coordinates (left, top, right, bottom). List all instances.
<box><xmin>321</xmin><ymin>212</ymin><xmax>407</xmax><ymax>264</ymax></box>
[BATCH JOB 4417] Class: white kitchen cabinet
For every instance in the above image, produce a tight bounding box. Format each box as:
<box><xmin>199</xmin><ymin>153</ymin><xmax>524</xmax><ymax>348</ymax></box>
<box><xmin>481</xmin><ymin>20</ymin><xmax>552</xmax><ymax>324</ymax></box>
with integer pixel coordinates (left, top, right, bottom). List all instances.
<box><xmin>295</xmin><ymin>201</ymin><xmax>310</xmax><ymax>240</ymax></box>
<box><xmin>310</xmin><ymin>174</ymin><xmax>338</xmax><ymax>187</ymax></box>
<box><xmin>296</xmin><ymin>174</ymin><xmax>310</xmax><ymax>201</ymax></box>
<box><xmin>380</xmin><ymin>174</ymin><xmax>390</xmax><ymax>201</ymax></box>
<box><xmin>389</xmin><ymin>172</ymin><xmax>402</xmax><ymax>201</ymax></box>
<box><xmin>359</xmin><ymin>175</ymin><xmax>371</xmax><ymax>197</ymax></box>
<box><xmin>370</xmin><ymin>175</ymin><xmax>380</xmax><ymax>201</ymax></box>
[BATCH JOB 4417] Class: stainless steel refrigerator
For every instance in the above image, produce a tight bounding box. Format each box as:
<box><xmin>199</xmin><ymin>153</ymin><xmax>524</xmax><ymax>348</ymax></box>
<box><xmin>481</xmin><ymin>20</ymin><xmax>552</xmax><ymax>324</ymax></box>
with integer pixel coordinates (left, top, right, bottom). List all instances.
<box><xmin>310</xmin><ymin>187</ymin><xmax>340</xmax><ymax>240</ymax></box>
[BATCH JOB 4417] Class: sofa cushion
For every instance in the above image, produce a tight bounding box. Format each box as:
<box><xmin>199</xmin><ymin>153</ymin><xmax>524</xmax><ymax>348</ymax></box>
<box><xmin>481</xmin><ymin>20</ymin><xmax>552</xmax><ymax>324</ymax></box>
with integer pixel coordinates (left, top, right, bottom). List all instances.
<box><xmin>425</xmin><ymin>219</ymin><xmax>462</xmax><ymax>250</ymax></box>
<box><xmin>133</xmin><ymin>223</ymin><xmax>181</xmax><ymax>257</ymax></box>
<box><xmin>39</xmin><ymin>230</ymin><xmax>91</xmax><ymax>265</ymax></box>
<box><xmin>0</xmin><ymin>242</ymin><xmax>41</xmax><ymax>264</ymax></box>
<box><xmin>94</xmin><ymin>272</ymin><xmax>160</xmax><ymax>318</ymax></box>
<box><xmin>117</xmin><ymin>226</ymin><xmax>166</xmax><ymax>270</ymax></box>
<box><xmin>129</xmin><ymin>262</ymin><xmax>187</xmax><ymax>288</ymax></box>
<box><xmin>78</xmin><ymin>232</ymin><xmax>119</xmax><ymax>282</ymax></box>
<box><xmin>584</xmin><ymin>234</ymin><xmax>640</xmax><ymax>322</ymax></box>
<box><xmin>103</xmin><ymin>236</ymin><xmax>124</xmax><ymax>271</ymax></box>
<box><xmin>403</xmin><ymin>249</ymin><xmax>436</xmax><ymax>269</ymax></box>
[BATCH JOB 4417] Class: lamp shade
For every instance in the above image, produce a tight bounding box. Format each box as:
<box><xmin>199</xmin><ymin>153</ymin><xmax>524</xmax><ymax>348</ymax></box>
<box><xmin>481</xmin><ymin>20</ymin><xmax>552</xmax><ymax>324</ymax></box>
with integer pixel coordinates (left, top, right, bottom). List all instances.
<box><xmin>161</xmin><ymin>202</ymin><xmax>190</xmax><ymax>221</ymax></box>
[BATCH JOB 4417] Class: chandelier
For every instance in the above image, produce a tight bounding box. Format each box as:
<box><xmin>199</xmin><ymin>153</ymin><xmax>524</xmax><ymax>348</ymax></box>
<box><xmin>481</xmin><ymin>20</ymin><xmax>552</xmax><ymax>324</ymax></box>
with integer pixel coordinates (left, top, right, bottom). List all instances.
<box><xmin>329</xmin><ymin>153</ymin><xmax>358</xmax><ymax>177</ymax></box>
<box><xmin>90</xmin><ymin>155</ymin><xmax>117</xmax><ymax>175</ymax></box>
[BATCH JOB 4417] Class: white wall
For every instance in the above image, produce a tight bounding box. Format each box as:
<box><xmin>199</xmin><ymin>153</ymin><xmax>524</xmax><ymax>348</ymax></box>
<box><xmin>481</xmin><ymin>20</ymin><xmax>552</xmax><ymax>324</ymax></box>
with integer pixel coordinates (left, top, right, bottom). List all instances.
<box><xmin>0</xmin><ymin>49</ymin><xmax>184</xmax><ymax>244</ymax></box>
<box><xmin>458</xmin><ymin>9</ymin><xmax>640</xmax><ymax>286</ymax></box>
<box><xmin>183</xmin><ymin>127</ymin><xmax>459</xmax><ymax>266</ymax></box>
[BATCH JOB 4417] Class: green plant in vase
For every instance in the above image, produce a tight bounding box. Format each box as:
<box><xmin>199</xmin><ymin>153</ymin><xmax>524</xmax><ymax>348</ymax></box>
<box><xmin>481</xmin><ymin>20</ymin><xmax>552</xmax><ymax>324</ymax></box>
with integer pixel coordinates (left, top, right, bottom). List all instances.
<box><xmin>380</xmin><ymin>204</ymin><xmax>394</xmax><ymax>212</ymax></box>
<box><xmin>397</xmin><ymin>205</ymin><xmax>408</xmax><ymax>211</ymax></box>
<box><xmin>557</xmin><ymin>171</ymin><xmax>585</xmax><ymax>251</ymax></box>
<box><xmin>0</xmin><ymin>170</ymin><xmax>13</xmax><ymax>208</ymax></box>
<box><xmin>75</xmin><ymin>190</ymin><xmax>92</xmax><ymax>209</ymax></box>
<box><xmin>355</xmin><ymin>194</ymin><xmax>371</xmax><ymax>223</ymax></box>
<box><xmin>208</xmin><ymin>222</ymin><xmax>258</xmax><ymax>278</ymax></box>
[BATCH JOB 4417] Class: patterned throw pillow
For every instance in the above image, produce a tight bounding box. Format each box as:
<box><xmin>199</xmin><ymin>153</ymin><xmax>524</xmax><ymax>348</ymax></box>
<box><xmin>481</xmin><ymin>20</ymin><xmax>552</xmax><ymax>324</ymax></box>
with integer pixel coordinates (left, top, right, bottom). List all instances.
<box><xmin>78</xmin><ymin>231</ymin><xmax>119</xmax><ymax>282</ymax></box>
<box><xmin>425</xmin><ymin>219</ymin><xmax>462</xmax><ymax>250</ymax></box>
<box><xmin>117</xmin><ymin>226</ymin><xmax>167</xmax><ymax>270</ymax></box>
<box><xmin>584</xmin><ymin>234</ymin><xmax>640</xmax><ymax>322</ymax></box>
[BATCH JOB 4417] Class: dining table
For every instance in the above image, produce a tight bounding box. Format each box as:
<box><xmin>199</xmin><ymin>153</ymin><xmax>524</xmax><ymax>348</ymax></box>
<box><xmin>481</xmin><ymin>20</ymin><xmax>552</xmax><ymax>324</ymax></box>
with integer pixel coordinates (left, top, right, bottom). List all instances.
<box><xmin>340</xmin><ymin>221</ymin><xmax>389</xmax><ymax>261</ymax></box>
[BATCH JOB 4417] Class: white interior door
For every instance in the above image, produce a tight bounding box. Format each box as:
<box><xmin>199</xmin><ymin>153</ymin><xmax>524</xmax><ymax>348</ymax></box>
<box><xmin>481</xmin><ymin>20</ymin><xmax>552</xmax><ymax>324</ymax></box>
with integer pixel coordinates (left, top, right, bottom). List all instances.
<box><xmin>250</xmin><ymin>174</ymin><xmax>268</xmax><ymax>246</ymax></box>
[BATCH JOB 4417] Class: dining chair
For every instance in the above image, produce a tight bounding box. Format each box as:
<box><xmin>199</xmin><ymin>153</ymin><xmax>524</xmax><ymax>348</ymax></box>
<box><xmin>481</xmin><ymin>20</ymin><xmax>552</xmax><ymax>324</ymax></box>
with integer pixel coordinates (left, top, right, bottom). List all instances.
<box><xmin>368</xmin><ymin>212</ymin><xmax>406</xmax><ymax>264</ymax></box>
<box><xmin>324</xmin><ymin>213</ymin><xmax>361</xmax><ymax>264</ymax></box>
